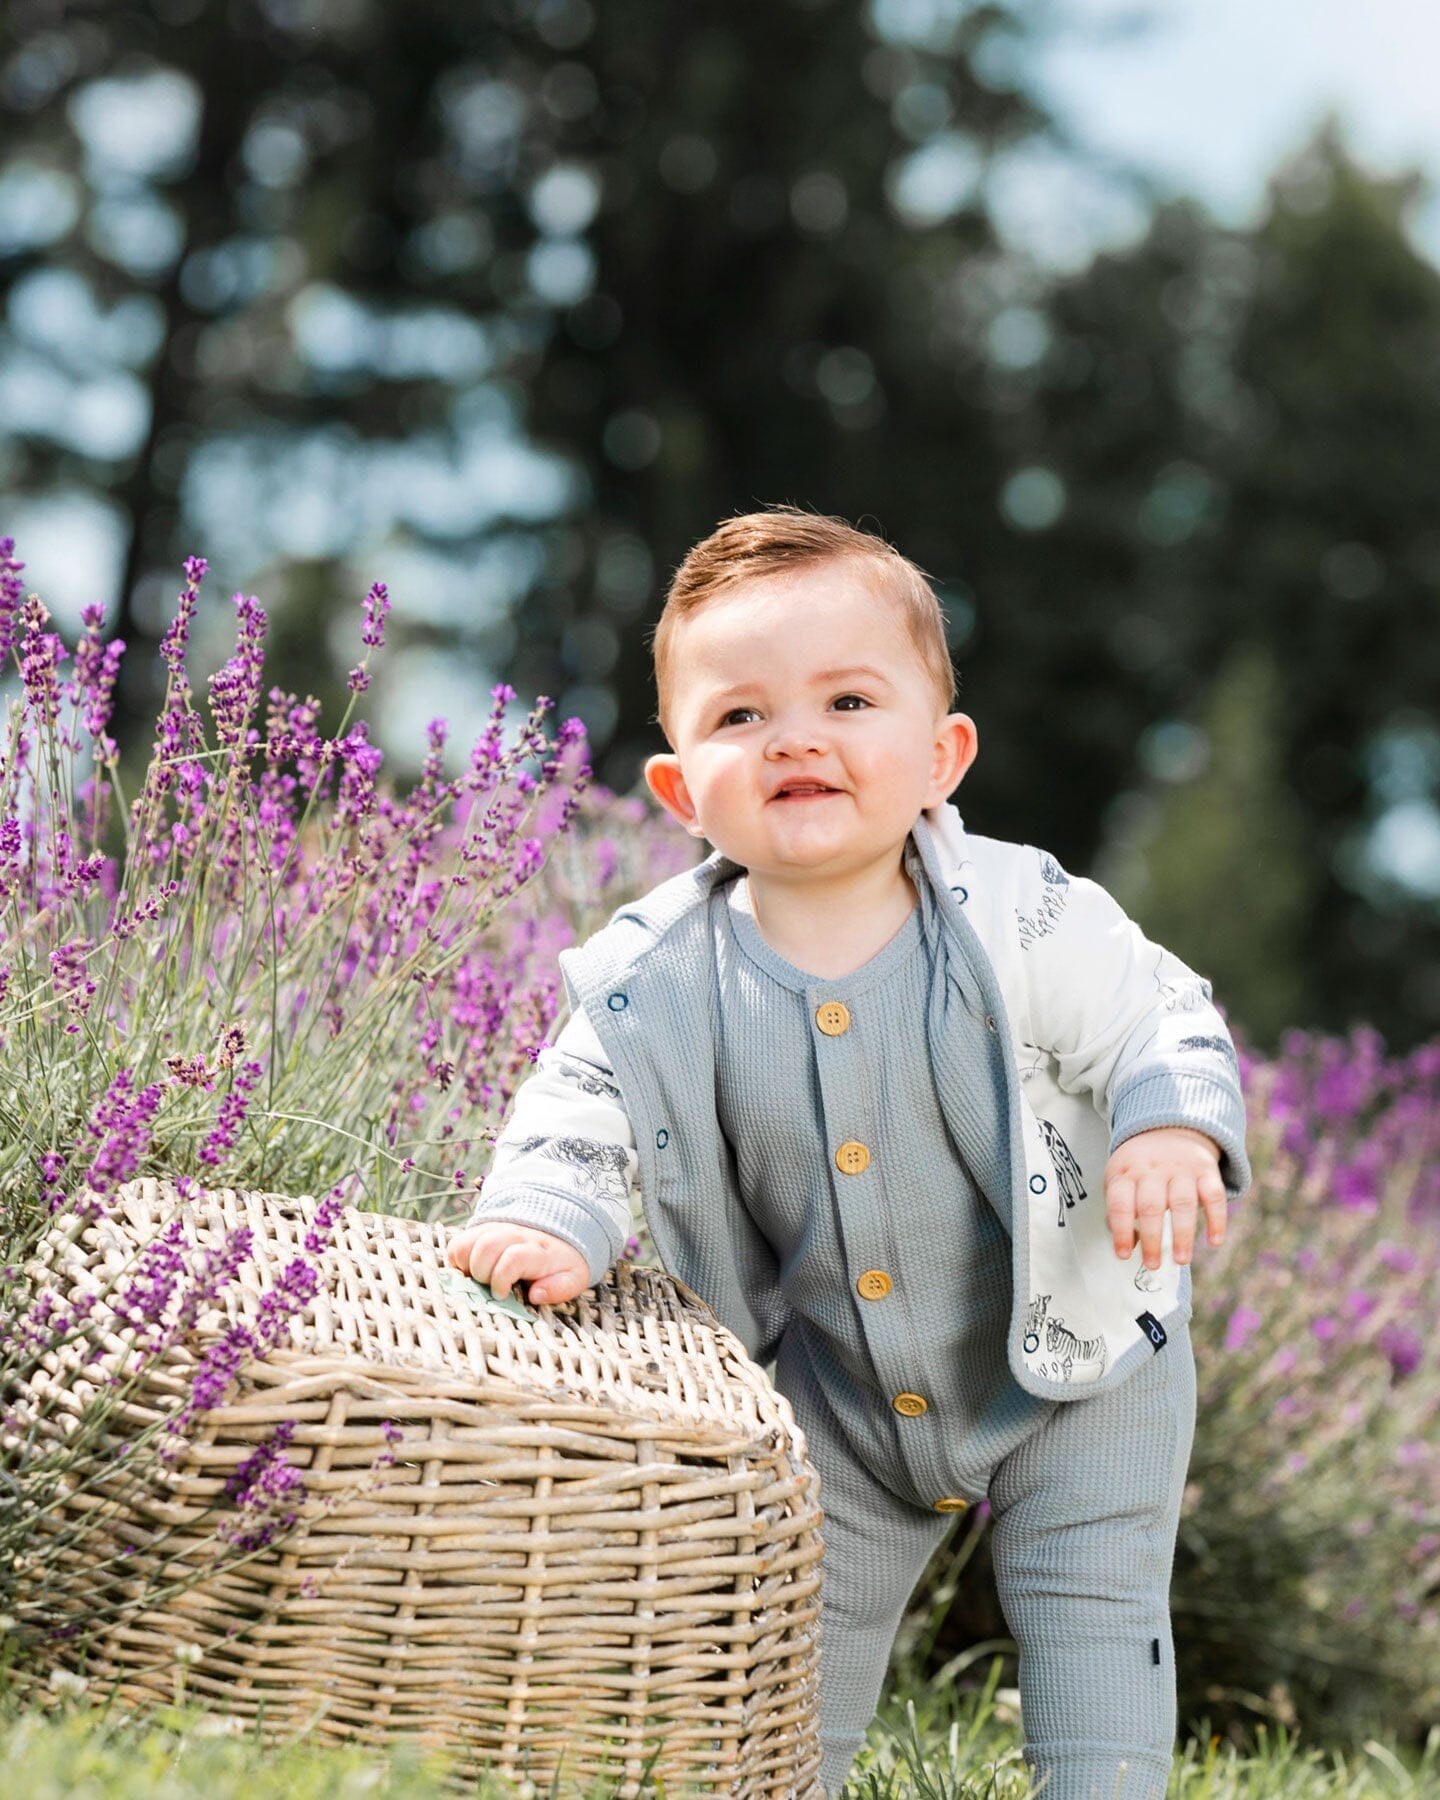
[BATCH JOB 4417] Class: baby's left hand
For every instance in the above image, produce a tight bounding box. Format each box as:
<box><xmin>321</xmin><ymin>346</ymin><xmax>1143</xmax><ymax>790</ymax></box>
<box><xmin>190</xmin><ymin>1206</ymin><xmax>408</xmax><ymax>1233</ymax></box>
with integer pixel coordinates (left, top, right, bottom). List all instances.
<box><xmin>1103</xmin><ymin>1125</ymin><xmax>1227</xmax><ymax>1270</ymax></box>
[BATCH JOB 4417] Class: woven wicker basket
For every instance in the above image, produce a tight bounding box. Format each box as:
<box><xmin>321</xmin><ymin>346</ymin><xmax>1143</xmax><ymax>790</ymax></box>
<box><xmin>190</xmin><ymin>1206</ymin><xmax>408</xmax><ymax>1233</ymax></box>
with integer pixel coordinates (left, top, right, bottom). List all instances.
<box><xmin>18</xmin><ymin>1180</ymin><xmax>825</xmax><ymax>1797</ymax></box>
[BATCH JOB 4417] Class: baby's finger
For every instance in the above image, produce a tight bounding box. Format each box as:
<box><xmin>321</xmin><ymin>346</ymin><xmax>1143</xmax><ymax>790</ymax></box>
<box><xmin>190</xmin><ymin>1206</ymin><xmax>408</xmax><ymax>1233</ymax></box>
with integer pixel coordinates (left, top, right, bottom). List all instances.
<box><xmin>1166</xmin><ymin>1180</ymin><xmax>1200</xmax><ymax>1265</ymax></box>
<box><xmin>1199</xmin><ymin>1168</ymin><xmax>1229</xmax><ymax>1246</ymax></box>
<box><xmin>453</xmin><ymin>1225</ymin><xmax>509</xmax><ymax>1283</ymax></box>
<box><xmin>1134</xmin><ymin>1174</ymin><xmax>1168</xmax><ymax>1270</ymax></box>
<box><xmin>487</xmin><ymin>1241</ymin><xmax>544</xmax><ymax>1300</ymax></box>
<box><xmin>1106</xmin><ymin>1174</ymin><xmax>1137</xmax><ymax>1258</ymax></box>
<box><xmin>445</xmin><ymin>1230</ymin><xmax>474</xmax><ymax>1270</ymax></box>
<box><xmin>529</xmin><ymin>1267</ymin><xmax>588</xmax><ymax>1306</ymax></box>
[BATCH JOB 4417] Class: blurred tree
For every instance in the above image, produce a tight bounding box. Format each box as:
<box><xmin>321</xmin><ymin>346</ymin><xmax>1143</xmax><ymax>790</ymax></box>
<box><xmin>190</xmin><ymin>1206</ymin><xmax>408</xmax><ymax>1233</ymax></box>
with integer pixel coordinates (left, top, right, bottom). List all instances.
<box><xmin>1097</xmin><ymin>641</ymin><xmax>1311</xmax><ymax>1047</ymax></box>
<box><xmin>0</xmin><ymin>0</ymin><xmax>594</xmax><ymax>738</ymax></box>
<box><xmin>1097</xmin><ymin>131</ymin><xmax>1440</xmax><ymax>1047</ymax></box>
<box><xmin>1215</xmin><ymin>129</ymin><xmax>1440</xmax><ymax>1044</ymax></box>
<box><xmin>510</xmin><ymin>0</ymin><xmax>1056</xmax><ymax>795</ymax></box>
<box><xmin>5</xmin><ymin>5</ymin><xmax>1440</xmax><ymax>1043</ymax></box>
<box><xmin>970</xmin><ymin>131</ymin><xmax>1440</xmax><ymax>1046</ymax></box>
<box><xmin>946</xmin><ymin>195</ymin><xmax>1255</xmax><ymax>865</ymax></box>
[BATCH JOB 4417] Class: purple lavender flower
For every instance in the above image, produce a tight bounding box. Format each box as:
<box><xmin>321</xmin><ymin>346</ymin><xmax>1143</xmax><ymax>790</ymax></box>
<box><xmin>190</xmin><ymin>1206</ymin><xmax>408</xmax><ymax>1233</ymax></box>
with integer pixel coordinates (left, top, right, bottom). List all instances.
<box><xmin>50</xmin><ymin>939</ymin><xmax>97</xmax><ymax>1030</ymax></box>
<box><xmin>1379</xmin><ymin>1325</ymin><xmax>1424</xmax><ymax>1380</ymax></box>
<box><xmin>19</xmin><ymin>595</ymin><xmax>67</xmax><ymax>732</ymax></box>
<box><xmin>1376</xmin><ymin>1240</ymin><xmax>1419</xmax><ymax>1274</ymax></box>
<box><xmin>198</xmin><ymin>1060</ymin><xmax>263</xmax><ymax>1168</ymax></box>
<box><xmin>302</xmin><ymin>1191</ymin><xmax>344</xmax><ymax>1258</ymax></box>
<box><xmin>1223</xmin><ymin>1306</ymin><xmax>1262</xmax><ymax>1352</ymax></box>
<box><xmin>112</xmin><ymin>1218</ymin><xmax>188</xmax><ymax>1348</ymax></box>
<box><xmin>219</xmin><ymin>1419</ymin><xmax>306</xmax><ymax>1551</ymax></box>
<box><xmin>361</xmin><ymin>580</ymin><xmax>390</xmax><ymax>650</ymax></box>
<box><xmin>166</xmin><ymin>1053</ymin><xmax>214</xmax><ymax>1090</ymax></box>
<box><xmin>0</xmin><ymin>534</ymin><xmax>25</xmax><ymax>663</ymax></box>
<box><xmin>208</xmin><ymin>592</ymin><xmax>267</xmax><ymax>750</ymax></box>
<box><xmin>38</xmin><ymin>1149</ymin><xmax>67</xmax><ymax>1214</ymax></box>
<box><xmin>1333</xmin><ymin>1148</ymin><xmax>1380</xmax><ymax>1211</ymax></box>
<box><xmin>81</xmin><ymin>1070</ymin><xmax>166</xmax><ymax>1211</ymax></box>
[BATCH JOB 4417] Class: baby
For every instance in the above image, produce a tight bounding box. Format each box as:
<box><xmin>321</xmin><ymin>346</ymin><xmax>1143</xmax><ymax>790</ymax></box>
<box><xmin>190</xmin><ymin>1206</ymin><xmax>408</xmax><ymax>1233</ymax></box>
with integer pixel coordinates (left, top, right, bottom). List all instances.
<box><xmin>448</xmin><ymin>507</ymin><xmax>1250</xmax><ymax>1799</ymax></box>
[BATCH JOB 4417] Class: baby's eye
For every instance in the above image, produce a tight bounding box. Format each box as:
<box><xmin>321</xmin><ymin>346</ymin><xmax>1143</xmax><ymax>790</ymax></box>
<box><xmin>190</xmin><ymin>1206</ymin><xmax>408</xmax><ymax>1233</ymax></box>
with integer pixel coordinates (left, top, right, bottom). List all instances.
<box><xmin>831</xmin><ymin>694</ymin><xmax>870</xmax><ymax>712</ymax></box>
<box><xmin>719</xmin><ymin>707</ymin><xmax>760</xmax><ymax>727</ymax></box>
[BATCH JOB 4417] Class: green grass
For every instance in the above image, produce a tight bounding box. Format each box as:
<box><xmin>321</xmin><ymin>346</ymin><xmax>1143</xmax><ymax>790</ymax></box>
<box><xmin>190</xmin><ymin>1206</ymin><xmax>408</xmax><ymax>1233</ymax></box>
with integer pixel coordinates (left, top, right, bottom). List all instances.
<box><xmin>3</xmin><ymin>1666</ymin><xmax>1437</xmax><ymax>1799</ymax></box>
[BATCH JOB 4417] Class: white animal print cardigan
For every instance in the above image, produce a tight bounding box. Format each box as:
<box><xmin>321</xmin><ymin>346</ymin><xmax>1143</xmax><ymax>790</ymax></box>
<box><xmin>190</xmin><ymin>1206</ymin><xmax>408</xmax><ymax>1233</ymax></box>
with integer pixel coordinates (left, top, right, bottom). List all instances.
<box><xmin>469</xmin><ymin>801</ymin><xmax>1252</xmax><ymax>1402</ymax></box>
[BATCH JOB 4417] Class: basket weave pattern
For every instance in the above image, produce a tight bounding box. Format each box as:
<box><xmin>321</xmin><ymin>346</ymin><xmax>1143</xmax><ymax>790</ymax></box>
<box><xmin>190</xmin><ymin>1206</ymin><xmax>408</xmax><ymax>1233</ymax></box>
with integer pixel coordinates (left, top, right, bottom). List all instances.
<box><xmin>20</xmin><ymin>1180</ymin><xmax>825</xmax><ymax>1797</ymax></box>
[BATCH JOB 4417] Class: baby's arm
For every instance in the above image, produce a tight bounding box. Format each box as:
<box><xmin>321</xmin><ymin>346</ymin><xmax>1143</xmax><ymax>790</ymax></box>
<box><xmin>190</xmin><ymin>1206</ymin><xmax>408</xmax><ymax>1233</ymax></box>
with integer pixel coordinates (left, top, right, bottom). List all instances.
<box><xmin>446</xmin><ymin>1005</ymin><xmax>638</xmax><ymax>1305</ymax></box>
<box><xmin>1016</xmin><ymin>848</ymin><xmax>1250</xmax><ymax>1269</ymax></box>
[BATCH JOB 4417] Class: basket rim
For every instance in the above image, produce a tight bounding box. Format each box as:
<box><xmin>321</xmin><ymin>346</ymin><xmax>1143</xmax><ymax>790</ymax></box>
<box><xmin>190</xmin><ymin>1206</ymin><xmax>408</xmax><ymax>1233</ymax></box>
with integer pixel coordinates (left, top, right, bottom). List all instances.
<box><xmin>33</xmin><ymin>1179</ymin><xmax>798</xmax><ymax>1446</ymax></box>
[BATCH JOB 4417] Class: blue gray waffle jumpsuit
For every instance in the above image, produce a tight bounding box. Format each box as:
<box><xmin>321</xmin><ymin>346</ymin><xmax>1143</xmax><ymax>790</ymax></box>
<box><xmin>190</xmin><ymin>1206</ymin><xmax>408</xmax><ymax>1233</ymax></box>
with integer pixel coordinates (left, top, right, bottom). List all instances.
<box><xmin>470</xmin><ymin>824</ymin><xmax>1249</xmax><ymax>1799</ymax></box>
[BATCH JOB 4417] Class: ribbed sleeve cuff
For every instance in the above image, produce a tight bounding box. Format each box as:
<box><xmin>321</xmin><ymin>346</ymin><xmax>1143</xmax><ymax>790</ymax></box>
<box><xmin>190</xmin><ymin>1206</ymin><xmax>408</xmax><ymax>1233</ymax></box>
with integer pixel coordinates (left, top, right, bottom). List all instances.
<box><xmin>1110</xmin><ymin>1070</ymin><xmax>1253</xmax><ymax>1201</ymax></box>
<box><xmin>465</xmin><ymin>1184</ymin><xmax>624</xmax><ymax>1286</ymax></box>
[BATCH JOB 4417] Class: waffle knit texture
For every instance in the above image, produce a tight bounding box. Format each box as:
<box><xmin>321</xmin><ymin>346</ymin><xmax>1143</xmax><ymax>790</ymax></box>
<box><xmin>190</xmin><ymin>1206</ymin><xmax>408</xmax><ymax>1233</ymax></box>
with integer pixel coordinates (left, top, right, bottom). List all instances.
<box><xmin>714</xmin><ymin>849</ymin><xmax>1054</xmax><ymax>1505</ymax></box>
<box><xmin>780</xmin><ymin>1318</ymin><xmax>1195</xmax><ymax>1800</ymax></box>
<box><xmin>714</xmin><ymin>857</ymin><xmax>1196</xmax><ymax>1797</ymax></box>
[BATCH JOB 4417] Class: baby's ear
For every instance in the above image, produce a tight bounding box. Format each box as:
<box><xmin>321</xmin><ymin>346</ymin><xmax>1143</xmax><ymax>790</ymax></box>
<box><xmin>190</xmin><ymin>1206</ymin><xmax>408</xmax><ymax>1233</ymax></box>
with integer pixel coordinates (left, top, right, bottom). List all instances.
<box><xmin>644</xmin><ymin>754</ymin><xmax>705</xmax><ymax>835</ymax></box>
<box><xmin>930</xmin><ymin>713</ymin><xmax>979</xmax><ymax>801</ymax></box>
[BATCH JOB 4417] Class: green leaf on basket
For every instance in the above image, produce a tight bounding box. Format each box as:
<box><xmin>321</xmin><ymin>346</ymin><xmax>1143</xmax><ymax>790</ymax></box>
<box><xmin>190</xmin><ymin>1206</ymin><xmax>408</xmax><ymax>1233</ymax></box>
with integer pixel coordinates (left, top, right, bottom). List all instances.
<box><xmin>436</xmin><ymin>1266</ymin><xmax>538</xmax><ymax>1321</ymax></box>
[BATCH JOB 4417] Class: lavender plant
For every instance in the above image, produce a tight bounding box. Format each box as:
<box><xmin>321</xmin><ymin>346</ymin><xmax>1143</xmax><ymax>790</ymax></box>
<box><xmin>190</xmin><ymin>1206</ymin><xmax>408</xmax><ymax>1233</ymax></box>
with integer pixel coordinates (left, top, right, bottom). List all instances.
<box><xmin>1174</xmin><ymin>1026</ymin><xmax>1440</xmax><ymax>1743</ymax></box>
<box><xmin>0</xmin><ymin>537</ymin><xmax>626</xmax><ymax>1661</ymax></box>
<box><xmin>896</xmin><ymin>1027</ymin><xmax>1440</xmax><ymax>1752</ymax></box>
<box><xmin>0</xmin><ymin>544</ymin><xmax>599</xmax><ymax>1242</ymax></box>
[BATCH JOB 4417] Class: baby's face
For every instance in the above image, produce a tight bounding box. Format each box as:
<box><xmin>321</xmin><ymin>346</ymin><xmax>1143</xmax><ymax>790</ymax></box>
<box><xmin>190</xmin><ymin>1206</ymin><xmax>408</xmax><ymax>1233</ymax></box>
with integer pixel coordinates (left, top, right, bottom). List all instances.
<box><xmin>644</xmin><ymin>561</ymin><xmax>976</xmax><ymax>889</ymax></box>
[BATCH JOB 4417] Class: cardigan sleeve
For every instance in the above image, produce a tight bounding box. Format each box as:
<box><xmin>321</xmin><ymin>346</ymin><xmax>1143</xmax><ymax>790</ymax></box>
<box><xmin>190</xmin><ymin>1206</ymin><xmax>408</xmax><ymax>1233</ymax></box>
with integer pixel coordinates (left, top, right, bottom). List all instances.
<box><xmin>1016</xmin><ymin>845</ymin><xmax>1252</xmax><ymax>1202</ymax></box>
<box><xmin>465</xmin><ymin>1003</ymin><xmax>638</xmax><ymax>1284</ymax></box>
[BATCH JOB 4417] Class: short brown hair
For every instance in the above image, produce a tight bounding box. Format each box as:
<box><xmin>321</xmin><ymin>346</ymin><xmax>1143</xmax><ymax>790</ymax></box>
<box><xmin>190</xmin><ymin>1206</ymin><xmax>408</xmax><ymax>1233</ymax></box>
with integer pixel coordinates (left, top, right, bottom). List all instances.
<box><xmin>650</xmin><ymin>505</ymin><xmax>957</xmax><ymax>742</ymax></box>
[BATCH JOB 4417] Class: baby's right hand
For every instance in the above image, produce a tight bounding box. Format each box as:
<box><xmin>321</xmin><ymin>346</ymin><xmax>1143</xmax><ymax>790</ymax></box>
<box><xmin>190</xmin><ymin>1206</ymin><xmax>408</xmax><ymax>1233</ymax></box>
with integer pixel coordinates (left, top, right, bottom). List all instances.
<box><xmin>445</xmin><ymin>1221</ymin><xmax>591</xmax><ymax>1306</ymax></box>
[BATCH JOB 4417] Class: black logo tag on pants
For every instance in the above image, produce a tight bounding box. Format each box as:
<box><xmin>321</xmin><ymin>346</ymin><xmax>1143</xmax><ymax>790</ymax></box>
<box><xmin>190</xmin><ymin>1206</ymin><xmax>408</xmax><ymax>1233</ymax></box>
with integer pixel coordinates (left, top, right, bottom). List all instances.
<box><xmin>1137</xmin><ymin>1312</ymin><xmax>1167</xmax><ymax>1351</ymax></box>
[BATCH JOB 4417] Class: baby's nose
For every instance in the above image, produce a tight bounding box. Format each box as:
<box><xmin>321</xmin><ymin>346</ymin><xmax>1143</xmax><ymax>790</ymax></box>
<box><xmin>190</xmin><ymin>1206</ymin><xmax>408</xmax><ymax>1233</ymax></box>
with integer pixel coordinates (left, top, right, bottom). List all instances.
<box><xmin>764</xmin><ymin>717</ymin><xmax>826</xmax><ymax>755</ymax></box>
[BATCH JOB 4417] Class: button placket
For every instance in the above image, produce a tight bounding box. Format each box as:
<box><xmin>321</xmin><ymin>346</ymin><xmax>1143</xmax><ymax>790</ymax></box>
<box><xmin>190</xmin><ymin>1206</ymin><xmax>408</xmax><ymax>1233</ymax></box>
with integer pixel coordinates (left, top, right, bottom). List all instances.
<box><xmin>808</xmin><ymin>979</ymin><xmax>946</xmax><ymax>1498</ymax></box>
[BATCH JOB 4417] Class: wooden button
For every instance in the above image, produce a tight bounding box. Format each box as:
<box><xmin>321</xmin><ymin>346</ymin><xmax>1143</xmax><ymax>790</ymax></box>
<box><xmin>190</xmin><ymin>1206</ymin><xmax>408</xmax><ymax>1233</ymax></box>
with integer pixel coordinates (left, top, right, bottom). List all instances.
<box><xmin>815</xmin><ymin>1001</ymin><xmax>851</xmax><ymax>1036</ymax></box>
<box><xmin>933</xmin><ymin>1496</ymin><xmax>969</xmax><ymax>1514</ymax></box>
<box><xmin>892</xmin><ymin>1392</ymin><xmax>928</xmax><ymax>1417</ymax></box>
<box><xmin>835</xmin><ymin>1140</ymin><xmax>870</xmax><ymax>1176</ymax></box>
<box><xmin>855</xmin><ymin>1269</ymin><xmax>892</xmax><ymax>1301</ymax></box>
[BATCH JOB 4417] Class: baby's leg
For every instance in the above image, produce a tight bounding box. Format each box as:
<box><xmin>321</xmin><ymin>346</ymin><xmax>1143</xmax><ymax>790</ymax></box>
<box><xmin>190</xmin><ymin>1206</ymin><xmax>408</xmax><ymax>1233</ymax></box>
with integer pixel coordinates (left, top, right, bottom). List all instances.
<box><xmin>774</xmin><ymin>1332</ymin><xmax>953</xmax><ymax>1798</ymax></box>
<box><xmin>987</xmin><ymin>1322</ymin><xmax>1197</xmax><ymax>1800</ymax></box>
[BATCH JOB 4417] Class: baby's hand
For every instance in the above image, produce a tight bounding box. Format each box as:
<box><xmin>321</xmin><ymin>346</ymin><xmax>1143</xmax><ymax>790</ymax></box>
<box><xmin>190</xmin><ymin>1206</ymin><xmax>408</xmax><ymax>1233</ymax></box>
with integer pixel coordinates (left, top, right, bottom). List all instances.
<box><xmin>445</xmin><ymin>1221</ymin><xmax>591</xmax><ymax>1306</ymax></box>
<box><xmin>1103</xmin><ymin>1126</ymin><xmax>1227</xmax><ymax>1271</ymax></box>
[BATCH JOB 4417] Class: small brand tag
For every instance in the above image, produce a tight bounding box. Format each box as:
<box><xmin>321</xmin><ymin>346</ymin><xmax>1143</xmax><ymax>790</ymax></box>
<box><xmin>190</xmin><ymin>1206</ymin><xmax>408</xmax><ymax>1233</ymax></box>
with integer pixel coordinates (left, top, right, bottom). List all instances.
<box><xmin>1151</xmin><ymin>1638</ymin><xmax>1161</xmax><ymax>1666</ymax></box>
<box><xmin>1136</xmin><ymin>1311</ymin><xmax>1167</xmax><ymax>1351</ymax></box>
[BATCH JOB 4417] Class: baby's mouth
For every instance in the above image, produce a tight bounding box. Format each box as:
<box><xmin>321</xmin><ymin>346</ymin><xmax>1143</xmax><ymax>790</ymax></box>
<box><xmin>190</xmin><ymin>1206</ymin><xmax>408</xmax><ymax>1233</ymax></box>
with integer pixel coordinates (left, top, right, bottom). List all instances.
<box><xmin>771</xmin><ymin>782</ymin><xmax>840</xmax><ymax>801</ymax></box>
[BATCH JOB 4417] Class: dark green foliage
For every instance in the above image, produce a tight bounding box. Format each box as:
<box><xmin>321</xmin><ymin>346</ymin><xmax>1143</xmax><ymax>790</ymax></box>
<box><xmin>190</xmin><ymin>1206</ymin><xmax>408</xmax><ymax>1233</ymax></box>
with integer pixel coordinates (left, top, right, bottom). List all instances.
<box><xmin>3</xmin><ymin>6</ymin><xmax>1439</xmax><ymax>1044</ymax></box>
